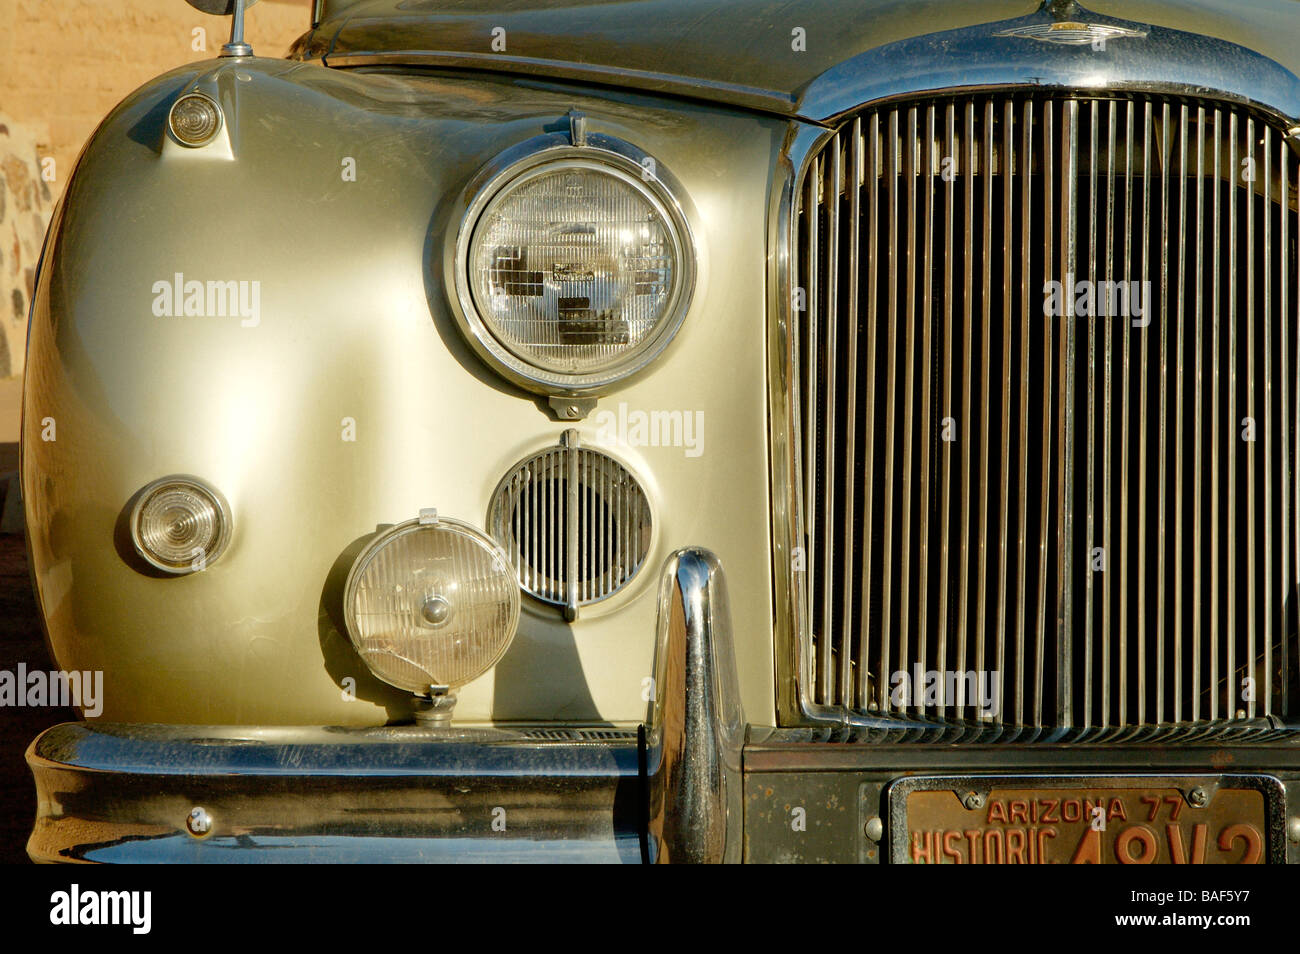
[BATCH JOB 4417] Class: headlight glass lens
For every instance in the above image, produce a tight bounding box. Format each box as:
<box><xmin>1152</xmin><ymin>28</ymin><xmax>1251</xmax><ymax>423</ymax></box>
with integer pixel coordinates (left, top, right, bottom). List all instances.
<box><xmin>131</xmin><ymin>476</ymin><xmax>231</xmax><ymax>573</ymax></box>
<box><xmin>466</xmin><ymin>159</ymin><xmax>689</xmax><ymax>386</ymax></box>
<box><xmin>344</xmin><ymin>516</ymin><xmax>520</xmax><ymax>692</ymax></box>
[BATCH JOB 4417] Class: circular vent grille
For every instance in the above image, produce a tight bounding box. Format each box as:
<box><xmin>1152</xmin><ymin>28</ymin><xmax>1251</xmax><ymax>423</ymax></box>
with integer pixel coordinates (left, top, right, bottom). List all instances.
<box><xmin>488</xmin><ymin>433</ymin><xmax>652</xmax><ymax>615</ymax></box>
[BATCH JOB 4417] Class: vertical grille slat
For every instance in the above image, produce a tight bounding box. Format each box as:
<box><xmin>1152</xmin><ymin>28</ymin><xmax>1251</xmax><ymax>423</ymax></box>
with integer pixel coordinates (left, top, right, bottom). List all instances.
<box><xmin>841</xmin><ymin>118</ymin><xmax>862</xmax><ymax>711</ymax></box>
<box><xmin>856</xmin><ymin>114</ymin><xmax>881</xmax><ymax>706</ymax></box>
<box><xmin>900</xmin><ymin>106</ymin><xmax>919</xmax><ymax>714</ymax></box>
<box><xmin>1246</xmin><ymin>115</ymin><xmax>1257</xmax><ymax>721</ymax></box>
<box><xmin>805</xmin><ymin>159</ymin><xmax>821</xmax><ymax>701</ymax></box>
<box><xmin>976</xmin><ymin>100</ymin><xmax>994</xmax><ymax>720</ymax></box>
<box><xmin>958</xmin><ymin>100</ymin><xmax>975</xmax><ymax>716</ymax></box>
<box><xmin>1016</xmin><ymin>99</ymin><xmax>1033</xmax><ymax>728</ymax></box>
<box><xmin>918</xmin><ymin>104</ymin><xmax>937</xmax><ymax>716</ymax></box>
<box><xmin>937</xmin><ymin>101</ymin><xmax>956</xmax><ymax>710</ymax></box>
<box><xmin>1264</xmin><ymin>122</ymin><xmax>1273</xmax><ymax>720</ymax></box>
<box><xmin>1211</xmin><ymin>107</ymin><xmax>1223</xmax><ymax>722</ymax></box>
<box><xmin>1137</xmin><ymin>100</ymin><xmax>1152</xmax><ymax>726</ymax></box>
<box><xmin>1156</xmin><ymin>100</ymin><xmax>1170</xmax><ymax>725</ymax></box>
<box><xmin>1084</xmin><ymin>98</ymin><xmax>1098</xmax><ymax>730</ymax></box>
<box><xmin>1228</xmin><ymin>111</ymin><xmax>1238</xmax><ymax>720</ymax></box>
<box><xmin>1173</xmin><ymin>103</ymin><xmax>1187</xmax><ymax>725</ymax></box>
<box><xmin>997</xmin><ymin>98</ymin><xmax>1014</xmax><ymax>727</ymax></box>
<box><xmin>820</xmin><ymin>135</ymin><xmax>840</xmax><ymax>706</ymax></box>
<box><xmin>1037</xmin><ymin>99</ymin><xmax>1055</xmax><ymax>729</ymax></box>
<box><xmin>1057</xmin><ymin>98</ymin><xmax>1079</xmax><ymax>731</ymax></box>
<box><xmin>1118</xmin><ymin>99</ymin><xmax>1134</xmax><ymax>728</ymax></box>
<box><xmin>1193</xmin><ymin>106</ymin><xmax>1205</xmax><ymax>723</ymax></box>
<box><xmin>880</xmin><ymin>108</ymin><xmax>901</xmax><ymax>711</ymax></box>
<box><xmin>1283</xmin><ymin>141</ymin><xmax>1293</xmax><ymax>719</ymax></box>
<box><xmin>793</xmin><ymin>91</ymin><xmax>1300</xmax><ymax>737</ymax></box>
<box><xmin>1101</xmin><ymin>98</ymin><xmax>1117</xmax><ymax>731</ymax></box>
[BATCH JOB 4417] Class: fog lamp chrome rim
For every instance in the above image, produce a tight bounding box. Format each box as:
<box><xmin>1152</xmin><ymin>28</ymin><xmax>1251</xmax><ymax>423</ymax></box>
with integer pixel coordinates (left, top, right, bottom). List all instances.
<box><xmin>129</xmin><ymin>474</ymin><xmax>232</xmax><ymax>574</ymax></box>
<box><xmin>342</xmin><ymin>514</ymin><xmax>521</xmax><ymax>694</ymax></box>
<box><xmin>168</xmin><ymin>92</ymin><xmax>223</xmax><ymax>147</ymax></box>
<box><xmin>452</xmin><ymin>142</ymin><xmax>696</xmax><ymax>395</ymax></box>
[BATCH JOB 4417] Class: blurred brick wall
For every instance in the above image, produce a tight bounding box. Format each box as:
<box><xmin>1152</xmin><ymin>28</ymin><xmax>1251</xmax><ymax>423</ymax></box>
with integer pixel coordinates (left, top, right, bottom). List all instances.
<box><xmin>0</xmin><ymin>0</ymin><xmax>312</xmax><ymax>394</ymax></box>
<box><xmin>0</xmin><ymin>0</ymin><xmax>313</xmax><ymax>193</ymax></box>
<box><xmin>0</xmin><ymin>118</ymin><xmax>51</xmax><ymax>387</ymax></box>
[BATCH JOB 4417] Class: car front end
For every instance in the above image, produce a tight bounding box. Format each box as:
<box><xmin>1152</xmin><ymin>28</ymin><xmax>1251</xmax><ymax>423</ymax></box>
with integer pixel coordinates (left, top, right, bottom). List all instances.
<box><xmin>21</xmin><ymin>0</ymin><xmax>1300</xmax><ymax>863</ymax></box>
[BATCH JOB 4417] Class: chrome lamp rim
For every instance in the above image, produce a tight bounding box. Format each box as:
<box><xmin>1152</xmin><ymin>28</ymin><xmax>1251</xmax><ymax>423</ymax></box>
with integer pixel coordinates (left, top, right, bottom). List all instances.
<box><xmin>449</xmin><ymin>138</ymin><xmax>697</xmax><ymax>396</ymax></box>
<box><xmin>166</xmin><ymin>91</ymin><xmax>225</xmax><ymax>148</ymax></box>
<box><xmin>129</xmin><ymin>473</ymin><xmax>233</xmax><ymax>574</ymax></box>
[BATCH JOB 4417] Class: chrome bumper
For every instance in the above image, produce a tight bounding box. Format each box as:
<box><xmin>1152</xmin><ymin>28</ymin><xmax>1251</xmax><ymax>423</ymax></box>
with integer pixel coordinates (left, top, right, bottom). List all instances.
<box><xmin>26</xmin><ymin>547</ymin><xmax>745</xmax><ymax>864</ymax></box>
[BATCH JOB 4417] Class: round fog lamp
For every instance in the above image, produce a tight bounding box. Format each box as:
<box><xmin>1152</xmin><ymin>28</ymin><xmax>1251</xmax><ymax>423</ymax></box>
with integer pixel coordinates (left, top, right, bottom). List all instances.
<box><xmin>343</xmin><ymin>514</ymin><xmax>521</xmax><ymax>693</ymax></box>
<box><xmin>168</xmin><ymin>92</ymin><xmax>222</xmax><ymax>147</ymax></box>
<box><xmin>130</xmin><ymin>475</ymin><xmax>232</xmax><ymax>573</ymax></box>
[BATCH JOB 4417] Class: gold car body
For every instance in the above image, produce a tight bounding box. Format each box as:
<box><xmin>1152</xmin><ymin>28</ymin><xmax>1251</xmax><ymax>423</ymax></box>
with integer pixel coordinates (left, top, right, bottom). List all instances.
<box><xmin>20</xmin><ymin>0</ymin><xmax>1300</xmax><ymax>862</ymax></box>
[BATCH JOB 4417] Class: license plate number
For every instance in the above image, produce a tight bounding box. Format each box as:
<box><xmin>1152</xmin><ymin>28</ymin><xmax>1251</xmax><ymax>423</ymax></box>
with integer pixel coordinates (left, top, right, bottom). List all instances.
<box><xmin>893</xmin><ymin>777</ymin><xmax>1275</xmax><ymax>864</ymax></box>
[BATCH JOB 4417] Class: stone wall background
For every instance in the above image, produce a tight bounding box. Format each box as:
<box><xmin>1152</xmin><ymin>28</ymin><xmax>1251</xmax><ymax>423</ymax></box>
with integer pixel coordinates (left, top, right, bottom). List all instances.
<box><xmin>0</xmin><ymin>117</ymin><xmax>51</xmax><ymax>382</ymax></box>
<box><xmin>0</xmin><ymin>0</ymin><xmax>312</xmax><ymax>401</ymax></box>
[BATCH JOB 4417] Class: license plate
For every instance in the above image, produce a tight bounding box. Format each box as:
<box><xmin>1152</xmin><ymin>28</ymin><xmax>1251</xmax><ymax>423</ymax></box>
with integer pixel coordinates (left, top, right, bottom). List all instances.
<box><xmin>889</xmin><ymin>775</ymin><xmax>1281</xmax><ymax>864</ymax></box>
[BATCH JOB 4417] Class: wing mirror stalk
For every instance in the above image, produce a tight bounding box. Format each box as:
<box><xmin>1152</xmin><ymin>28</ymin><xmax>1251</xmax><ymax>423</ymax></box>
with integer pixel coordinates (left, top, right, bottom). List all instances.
<box><xmin>183</xmin><ymin>0</ymin><xmax>259</xmax><ymax>57</ymax></box>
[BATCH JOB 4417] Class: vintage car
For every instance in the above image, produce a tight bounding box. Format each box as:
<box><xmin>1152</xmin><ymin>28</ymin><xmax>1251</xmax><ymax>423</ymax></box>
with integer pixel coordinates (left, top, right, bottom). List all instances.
<box><xmin>18</xmin><ymin>0</ymin><xmax>1300</xmax><ymax>863</ymax></box>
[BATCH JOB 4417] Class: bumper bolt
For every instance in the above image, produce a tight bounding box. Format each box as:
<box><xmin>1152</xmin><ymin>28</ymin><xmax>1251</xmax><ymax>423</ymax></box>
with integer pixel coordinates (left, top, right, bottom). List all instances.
<box><xmin>963</xmin><ymin>792</ymin><xmax>984</xmax><ymax>811</ymax></box>
<box><xmin>1188</xmin><ymin>787</ymin><xmax>1209</xmax><ymax>808</ymax></box>
<box><xmin>864</xmin><ymin>817</ymin><xmax>883</xmax><ymax>842</ymax></box>
<box><xmin>1288</xmin><ymin>818</ymin><xmax>1300</xmax><ymax>844</ymax></box>
<box><xmin>186</xmin><ymin>806</ymin><xmax>212</xmax><ymax>837</ymax></box>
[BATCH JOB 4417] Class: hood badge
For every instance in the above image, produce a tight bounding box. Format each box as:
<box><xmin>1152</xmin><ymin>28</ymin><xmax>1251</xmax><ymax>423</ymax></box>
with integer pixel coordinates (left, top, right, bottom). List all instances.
<box><xmin>995</xmin><ymin>20</ymin><xmax>1147</xmax><ymax>46</ymax></box>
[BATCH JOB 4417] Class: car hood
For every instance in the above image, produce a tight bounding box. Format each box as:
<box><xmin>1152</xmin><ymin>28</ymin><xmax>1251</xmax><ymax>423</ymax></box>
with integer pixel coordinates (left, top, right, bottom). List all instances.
<box><xmin>305</xmin><ymin>0</ymin><xmax>1300</xmax><ymax>121</ymax></box>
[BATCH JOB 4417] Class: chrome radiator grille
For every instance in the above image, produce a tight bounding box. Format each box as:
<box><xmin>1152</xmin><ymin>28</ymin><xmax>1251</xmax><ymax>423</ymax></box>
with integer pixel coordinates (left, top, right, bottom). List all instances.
<box><xmin>791</xmin><ymin>93</ymin><xmax>1300</xmax><ymax>738</ymax></box>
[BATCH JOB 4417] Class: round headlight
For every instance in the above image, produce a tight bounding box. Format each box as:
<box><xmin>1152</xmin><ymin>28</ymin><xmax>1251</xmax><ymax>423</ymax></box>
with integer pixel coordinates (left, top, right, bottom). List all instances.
<box><xmin>130</xmin><ymin>475</ymin><xmax>232</xmax><ymax>574</ymax></box>
<box><xmin>456</xmin><ymin>149</ymin><xmax>694</xmax><ymax>392</ymax></box>
<box><xmin>343</xmin><ymin>513</ymin><xmax>521</xmax><ymax>693</ymax></box>
<box><xmin>168</xmin><ymin>92</ymin><xmax>223</xmax><ymax>147</ymax></box>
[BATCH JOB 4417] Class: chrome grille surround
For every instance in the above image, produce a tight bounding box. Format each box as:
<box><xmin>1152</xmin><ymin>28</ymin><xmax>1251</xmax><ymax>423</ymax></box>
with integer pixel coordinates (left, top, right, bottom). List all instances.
<box><xmin>781</xmin><ymin>91</ymin><xmax>1300</xmax><ymax>741</ymax></box>
<box><xmin>488</xmin><ymin>432</ymin><xmax>652</xmax><ymax>618</ymax></box>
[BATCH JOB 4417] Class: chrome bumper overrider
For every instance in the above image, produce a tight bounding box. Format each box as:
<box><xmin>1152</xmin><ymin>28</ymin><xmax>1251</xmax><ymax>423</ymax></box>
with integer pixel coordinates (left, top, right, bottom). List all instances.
<box><xmin>26</xmin><ymin>547</ymin><xmax>744</xmax><ymax>864</ymax></box>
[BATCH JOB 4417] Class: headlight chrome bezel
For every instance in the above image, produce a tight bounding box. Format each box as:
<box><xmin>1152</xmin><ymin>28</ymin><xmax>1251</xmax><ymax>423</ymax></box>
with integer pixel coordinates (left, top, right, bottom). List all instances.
<box><xmin>449</xmin><ymin>135</ymin><xmax>698</xmax><ymax>396</ymax></box>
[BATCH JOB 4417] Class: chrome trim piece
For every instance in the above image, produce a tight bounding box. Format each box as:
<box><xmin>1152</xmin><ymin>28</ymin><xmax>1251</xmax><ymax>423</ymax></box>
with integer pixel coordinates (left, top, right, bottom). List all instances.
<box><xmin>645</xmin><ymin>547</ymin><xmax>744</xmax><ymax>863</ymax></box>
<box><xmin>768</xmin><ymin>120</ymin><xmax>825</xmax><ymax>727</ymax></box>
<box><xmin>446</xmin><ymin>135</ymin><xmax>698</xmax><ymax>397</ymax></box>
<box><xmin>25</xmin><ymin>723</ymin><xmax>643</xmax><ymax>863</ymax></box>
<box><xmin>800</xmin><ymin>4</ymin><xmax>1300</xmax><ymax>126</ymax></box>
<box><xmin>755</xmin><ymin>719</ymin><xmax>1300</xmax><ymax>747</ymax></box>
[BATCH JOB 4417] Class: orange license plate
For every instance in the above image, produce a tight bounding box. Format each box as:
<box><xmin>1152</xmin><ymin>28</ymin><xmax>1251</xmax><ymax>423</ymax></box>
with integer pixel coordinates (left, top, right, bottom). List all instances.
<box><xmin>892</xmin><ymin>777</ymin><xmax>1278</xmax><ymax>864</ymax></box>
